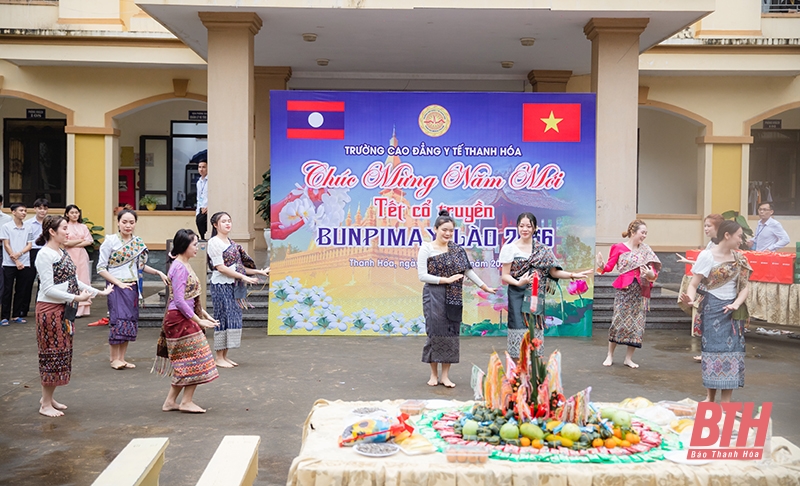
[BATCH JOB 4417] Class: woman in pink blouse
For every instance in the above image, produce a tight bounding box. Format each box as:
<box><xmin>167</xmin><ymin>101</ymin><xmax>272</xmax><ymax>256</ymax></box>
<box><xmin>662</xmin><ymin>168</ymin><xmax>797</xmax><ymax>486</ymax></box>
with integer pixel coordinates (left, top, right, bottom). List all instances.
<box><xmin>596</xmin><ymin>219</ymin><xmax>661</xmax><ymax>368</ymax></box>
<box><xmin>63</xmin><ymin>205</ymin><xmax>93</xmax><ymax>317</ymax></box>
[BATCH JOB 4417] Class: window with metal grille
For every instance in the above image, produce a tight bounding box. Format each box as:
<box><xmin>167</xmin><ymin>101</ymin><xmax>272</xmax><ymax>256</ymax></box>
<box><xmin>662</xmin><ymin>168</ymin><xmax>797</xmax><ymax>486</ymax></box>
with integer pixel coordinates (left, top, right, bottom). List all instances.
<box><xmin>763</xmin><ymin>0</ymin><xmax>800</xmax><ymax>13</ymax></box>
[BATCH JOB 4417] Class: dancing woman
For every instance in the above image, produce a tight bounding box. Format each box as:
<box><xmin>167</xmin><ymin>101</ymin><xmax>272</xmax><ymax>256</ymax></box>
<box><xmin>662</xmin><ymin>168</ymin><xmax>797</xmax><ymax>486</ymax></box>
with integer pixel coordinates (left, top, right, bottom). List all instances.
<box><xmin>153</xmin><ymin>229</ymin><xmax>219</xmax><ymax>413</ymax></box>
<box><xmin>680</xmin><ymin>221</ymin><xmax>751</xmax><ymax>402</ymax></box>
<box><xmin>676</xmin><ymin>213</ymin><xmax>724</xmax><ymax>360</ymax></box>
<box><xmin>35</xmin><ymin>216</ymin><xmax>112</xmax><ymax>417</ymax></box>
<box><xmin>596</xmin><ymin>219</ymin><xmax>661</xmax><ymax>369</ymax></box>
<box><xmin>97</xmin><ymin>209</ymin><xmax>168</xmax><ymax>370</ymax></box>
<box><xmin>500</xmin><ymin>212</ymin><xmax>590</xmax><ymax>359</ymax></box>
<box><xmin>207</xmin><ymin>212</ymin><xmax>269</xmax><ymax>368</ymax></box>
<box><xmin>418</xmin><ymin>210</ymin><xmax>495</xmax><ymax>388</ymax></box>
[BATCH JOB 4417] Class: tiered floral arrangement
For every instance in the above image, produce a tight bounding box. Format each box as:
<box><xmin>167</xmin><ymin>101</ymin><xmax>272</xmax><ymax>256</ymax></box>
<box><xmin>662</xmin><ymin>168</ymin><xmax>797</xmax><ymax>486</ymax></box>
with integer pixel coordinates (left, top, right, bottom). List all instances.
<box><xmin>417</xmin><ymin>333</ymin><xmax>680</xmax><ymax>463</ymax></box>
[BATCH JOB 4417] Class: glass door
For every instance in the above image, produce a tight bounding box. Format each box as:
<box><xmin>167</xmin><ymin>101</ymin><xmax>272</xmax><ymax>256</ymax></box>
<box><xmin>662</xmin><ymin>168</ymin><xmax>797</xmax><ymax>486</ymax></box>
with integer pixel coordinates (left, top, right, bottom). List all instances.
<box><xmin>138</xmin><ymin>136</ymin><xmax>172</xmax><ymax>210</ymax></box>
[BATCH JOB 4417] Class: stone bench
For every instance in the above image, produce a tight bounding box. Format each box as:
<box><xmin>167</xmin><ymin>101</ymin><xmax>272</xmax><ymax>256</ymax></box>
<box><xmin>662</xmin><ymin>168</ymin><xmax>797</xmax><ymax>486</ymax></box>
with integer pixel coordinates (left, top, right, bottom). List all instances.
<box><xmin>196</xmin><ymin>435</ymin><xmax>261</xmax><ymax>486</ymax></box>
<box><xmin>92</xmin><ymin>437</ymin><xmax>169</xmax><ymax>486</ymax></box>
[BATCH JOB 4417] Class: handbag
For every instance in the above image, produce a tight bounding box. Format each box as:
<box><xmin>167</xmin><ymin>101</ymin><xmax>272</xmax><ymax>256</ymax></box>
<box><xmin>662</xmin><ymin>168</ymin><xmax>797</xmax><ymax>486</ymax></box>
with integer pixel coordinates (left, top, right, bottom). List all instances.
<box><xmin>64</xmin><ymin>301</ymin><xmax>78</xmax><ymax>322</ymax></box>
<box><xmin>234</xmin><ymin>281</ymin><xmax>248</xmax><ymax>300</ymax></box>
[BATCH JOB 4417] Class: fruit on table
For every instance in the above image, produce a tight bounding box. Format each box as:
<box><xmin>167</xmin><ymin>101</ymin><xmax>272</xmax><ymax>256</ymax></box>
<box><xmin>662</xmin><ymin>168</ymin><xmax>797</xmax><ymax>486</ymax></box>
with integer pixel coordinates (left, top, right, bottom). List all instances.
<box><xmin>670</xmin><ymin>419</ymin><xmax>695</xmax><ymax>433</ymax></box>
<box><xmin>462</xmin><ymin>420</ymin><xmax>479</xmax><ymax>437</ymax></box>
<box><xmin>499</xmin><ymin>423</ymin><xmax>520</xmax><ymax>440</ymax></box>
<box><xmin>520</xmin><ymin>437</ymin><xmax>531</xmax><ymax>447</ymax></box>
<box><xmin>592</xmin><ymin>438</ymin><xmax>604</xmax><ymax>448</ymax></box>
<box><xmin>520</xmin><ymin>423</ymin><xmax>545</xmax><ymax>440</ymax></box>
<box><xmin>604</xmin><ymin>438</ymin><xmax>617</xmax><ymax>449</ymax></box>
<box><xmin>625</xmin><ymin>432</ymin><xmax>640</xmax><ymax>444</ymax></box>
<box><xmin>546</xmin><ymin>420</ymin><xmax>561</xmax><ymax>431</ymax></box>
<box><xmin>561</xmin><ymin>423</ymin><xmax>582</xmax><ymax>442</ymax></box>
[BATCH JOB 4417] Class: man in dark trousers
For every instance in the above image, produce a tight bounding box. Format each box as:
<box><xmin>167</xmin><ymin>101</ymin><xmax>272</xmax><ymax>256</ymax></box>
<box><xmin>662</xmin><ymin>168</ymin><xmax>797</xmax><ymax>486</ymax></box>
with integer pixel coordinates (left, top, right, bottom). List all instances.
<box><xmin>1</xmin><ymin>203</ymin><xmax>35</xmax><ymax>325</ymax></box>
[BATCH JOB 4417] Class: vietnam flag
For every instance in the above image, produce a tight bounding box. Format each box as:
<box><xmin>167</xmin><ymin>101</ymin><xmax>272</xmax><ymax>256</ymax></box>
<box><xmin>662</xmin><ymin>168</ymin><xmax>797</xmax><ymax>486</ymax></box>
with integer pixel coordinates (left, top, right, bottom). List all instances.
<box><xmin>287</xmin><ymin>100</ymin><xmax>345</xmax><ymax>139</ymax></box>
<box><xmin>522</xmin><ymin>103</ymin><xmax>581</xmax><ymax>142</ymax></box>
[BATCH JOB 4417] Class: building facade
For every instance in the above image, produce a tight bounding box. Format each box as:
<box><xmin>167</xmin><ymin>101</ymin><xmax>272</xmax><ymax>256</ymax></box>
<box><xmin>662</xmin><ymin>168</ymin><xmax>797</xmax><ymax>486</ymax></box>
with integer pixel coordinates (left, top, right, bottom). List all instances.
<box><xmin>1</xmin><ymin>0</ymin><xmax>798</xmax><ymax>253</ymax></box>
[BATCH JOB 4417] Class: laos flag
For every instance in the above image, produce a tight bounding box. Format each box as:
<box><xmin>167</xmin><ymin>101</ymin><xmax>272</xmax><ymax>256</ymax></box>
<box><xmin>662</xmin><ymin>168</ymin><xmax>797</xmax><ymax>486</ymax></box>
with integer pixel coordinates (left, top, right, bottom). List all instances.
<box><xmin>286</xmin><ymin>100</ymin><xmax>345</xmax><ymax>139</ymax></box>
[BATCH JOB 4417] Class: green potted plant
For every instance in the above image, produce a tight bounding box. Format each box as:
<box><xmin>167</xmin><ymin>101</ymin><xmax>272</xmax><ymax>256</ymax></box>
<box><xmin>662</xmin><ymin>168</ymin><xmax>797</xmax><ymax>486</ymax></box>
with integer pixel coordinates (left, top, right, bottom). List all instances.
<box><xmin>721</xmin><ymin>210</ymin><xmax>754</xmax><ymax>250</ymax></box>
<box><xmin>81</xmin><ymin>217</ymin><xmax>104</xmax><ymax>253</ymax></box>
<box><xmin>139</xmin><ymin>195</ymin><xmax>159</xmax><ymax>211</ymax></box>
<box><xmin>253</xmin><ymin>169</ymin><xmax>271</xmax><ymax>248</ymax></box>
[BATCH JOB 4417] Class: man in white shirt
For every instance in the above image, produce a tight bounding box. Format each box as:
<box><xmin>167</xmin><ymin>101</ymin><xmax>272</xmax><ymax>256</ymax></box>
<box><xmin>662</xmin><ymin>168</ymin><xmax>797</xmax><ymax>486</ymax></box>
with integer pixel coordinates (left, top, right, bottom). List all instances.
<box><xmin>23</xmin><ymin>198</ymin><xmax>49</xmax><ymax>316</ymax></box>
<box><xmin>749</xmin><ymin>202</ymin><xmax>790</xmax><ymax>252</ymax></box>
<box><xmin>0</xmin><ymin>195</ymin><xmax>12</xmax><ymax>324</ymax></box>
<box><xmin>1</xmin><ymin>203</ymin><xmax>35</xmax><ymax>324</ymax></box>
<box><xmin>195</xmin><ymin>159</ymin><xmax>208</xmax><ymax>240</ymax></box>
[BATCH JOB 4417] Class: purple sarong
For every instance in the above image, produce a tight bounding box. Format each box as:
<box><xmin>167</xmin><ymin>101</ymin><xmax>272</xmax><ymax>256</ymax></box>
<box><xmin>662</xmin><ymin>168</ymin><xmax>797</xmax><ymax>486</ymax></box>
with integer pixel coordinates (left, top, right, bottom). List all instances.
<box><xmin>108</xmin><ymin>283</ymin><xmax>139</xmax><ymax>345</ymax></box>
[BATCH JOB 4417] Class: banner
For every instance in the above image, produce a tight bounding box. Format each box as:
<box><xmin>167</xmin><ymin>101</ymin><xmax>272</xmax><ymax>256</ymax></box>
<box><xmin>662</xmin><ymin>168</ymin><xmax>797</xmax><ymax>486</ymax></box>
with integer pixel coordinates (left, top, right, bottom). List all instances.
<box><xmin>268</xmin><ymin>91</ymin><xmax>595</xmax><ymax>337</ymax></box>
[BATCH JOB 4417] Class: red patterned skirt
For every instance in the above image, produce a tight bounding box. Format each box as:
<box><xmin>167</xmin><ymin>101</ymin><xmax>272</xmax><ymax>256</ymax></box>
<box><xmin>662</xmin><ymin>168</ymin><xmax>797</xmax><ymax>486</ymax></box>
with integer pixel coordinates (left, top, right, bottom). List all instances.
<box><xmin>158</xmin><ymin>309</ymin><xmax>218</xmax><ymax>387</ymax></box>
<box><xmin>36</xmin><ymin>302</ymin><xmax>72</xmax><ymax>387</ymax></box>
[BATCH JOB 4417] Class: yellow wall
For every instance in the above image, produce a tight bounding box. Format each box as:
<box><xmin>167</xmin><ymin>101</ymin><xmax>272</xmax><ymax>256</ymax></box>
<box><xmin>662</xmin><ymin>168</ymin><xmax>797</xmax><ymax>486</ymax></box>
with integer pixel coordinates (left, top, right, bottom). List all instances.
<box><xmin>74</xmin><ymin>134</ymin><xmax>106</xmax><ymax>231</ymax></box>
<box><xmin>711</xmin><ymin>144</ymin><xmax>742</xmax><ymax>214</ymax></box>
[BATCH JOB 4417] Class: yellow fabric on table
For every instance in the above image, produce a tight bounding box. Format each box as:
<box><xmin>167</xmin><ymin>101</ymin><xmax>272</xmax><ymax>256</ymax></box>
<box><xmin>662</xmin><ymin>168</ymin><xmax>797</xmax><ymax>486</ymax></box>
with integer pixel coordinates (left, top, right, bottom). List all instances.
<box><xmin>747</xmin><ymin>282</ymin><xmax>800</xmax><ymax>326</ymax></box>
<box><xmin>286</xmin><ymin>400</ymin><xmax>800</xmax><ymax>486</ymax></box>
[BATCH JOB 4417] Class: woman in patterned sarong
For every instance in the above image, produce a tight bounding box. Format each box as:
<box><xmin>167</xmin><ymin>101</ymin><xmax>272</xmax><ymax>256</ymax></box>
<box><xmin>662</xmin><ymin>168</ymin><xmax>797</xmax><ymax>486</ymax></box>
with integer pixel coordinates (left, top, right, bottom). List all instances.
<box><xmin>153</xmin><ymin>229</ymin><xmax>219</xmax><ymax>413</ymax></box>
<box><xmin>500</xmin><ymin>212</ymin><xmax>591</xmax><ymax>360</ymax></box>
<box><xmin>596</xmin><ymin>220</ymin><xmax>661</xmax><ymax>369</ymax></box>
<box><xmin>206</xmin><ymin>212</ymin><xmax>269</xmax><ymax>368</ymax></box>
<box><xmin>97</xmin><ymin>209</ymin><xmax>168</xmax><ymax>370</ymax></box>
<box><xmin>681</xmin><ymin>221</ymin><xmax>751</xmax><ymax>402</ymax></box>
<box><xmin>417</xmin><ymin>210</ymin><xmax>495</xmax><ymax>388</ymax></box>
<box><xmin>35</xmin><ymin>216</ymin><xmax>112</xmax><ymax>417</ymax></box>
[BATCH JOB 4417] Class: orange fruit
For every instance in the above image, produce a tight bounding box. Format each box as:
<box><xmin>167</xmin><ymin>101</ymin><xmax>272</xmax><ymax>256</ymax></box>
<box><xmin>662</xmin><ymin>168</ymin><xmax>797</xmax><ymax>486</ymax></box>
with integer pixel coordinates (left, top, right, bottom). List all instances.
<box><xmin>604</xmin><ymin>438</ymin><xmax>616</xmax><ymax>449</ymax></box>
<box><xmin>531</xmin><ymin>439</ymin><xmax>542</xmax><ymax>449</ymax></box>
<box><xmin>620</xmin><ymin>440</ymin><xmax>631</xmax><ymax>447</ymax></box>
<box><xmin>612</xmin><ymin>436</ymin><xmax>623</xmax><ymax>445</ymax></box>
<box><xmin>613</xmin><ymin>428</ymin><xmax>622</xmax><ymax>439</ymax></box>
<box><xmin>520</xmin><ymin>437</ymin><xmax>531</xmax><ymax>447</ymax></box>
<box><xmin>625</xmin><ymin>433</ymin><xmax>640</xmax><ymax>444</ymax></box>
<box><xmin>592</xmin><ymin>438</ymin><xmax>604</xmax><ymax>448</ymax></box>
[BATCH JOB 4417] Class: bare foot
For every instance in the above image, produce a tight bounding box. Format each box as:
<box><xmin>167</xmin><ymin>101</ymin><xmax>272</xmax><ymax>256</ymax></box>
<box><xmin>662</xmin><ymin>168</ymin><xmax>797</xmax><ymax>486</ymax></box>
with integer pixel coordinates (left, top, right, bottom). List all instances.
<box><xmin>427</xmin><ymin>378</ymin><xmax>439</xmax><ymax>386</ymax></box>
<box><xmin>602</xmin><ymin>356</ymin><xmax>613</xmax><ymax>367</ymax></box>
<box><xmin>162</xmin><ymin>400</ymin><xmax>180</xmax><ymax>412</ymax></box>
<box><xmin>123</xmin><ymin>362</ymin><xmax>136</xmax><ymax>369</ymax></box>
<box><xmin>179</xmin><ymin>402</ymin><xmax>206</xmax><ymax>413</ymax></box>
<box><xmin>216</xmin><ymin>360</ymin><xmax>234</xmax><ymax>368</ymax></box>
<box><xmin>441</xmin><ymin>379</ymin><xmax>456</xmax><ymax>388</ymax></box>
<box><xmin>111</xmin><ymin>360</ymin><xmax>126</xmax><ymax>370</ymax></box>
<box><xmin>39</xmin><ymin>405</ymin><xmax>64</xmax><ymax>417</ymax></box>
<box><xmin>226</xmin><ymin>358</ymin><xmax>238</xmax><ymax>367</ymax></box>
<box><xmin>41</xmin><ymin>397</ymin><xmax>68</xmax><ymax>410</ymax></box>
<box><xmin>693</xmin><ymin>356</ymin><xmax>702</xmax><ymax>362</ymax></box>
<box><xmin>624</xmin><ymin>360</ymin><xmax>639</xmax><ymax>369</ymax></box>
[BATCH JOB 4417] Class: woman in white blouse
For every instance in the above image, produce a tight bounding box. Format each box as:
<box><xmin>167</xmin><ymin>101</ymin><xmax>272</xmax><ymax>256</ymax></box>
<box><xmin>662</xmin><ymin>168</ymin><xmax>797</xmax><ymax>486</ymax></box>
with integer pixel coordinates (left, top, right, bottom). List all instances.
<box><xmin>35</xmin><ymin>216</ymin><xmax>112</xmax><ymax>417</ymax></box>
<box><xmin>97</xmin><ymin>209</ymin><xmax>167</xmax><ymax>370</ymax></box>
<box><xmin>417</xmin><ymin>210</ymin><xmax>495</xmax><ymax>388</ymax></box>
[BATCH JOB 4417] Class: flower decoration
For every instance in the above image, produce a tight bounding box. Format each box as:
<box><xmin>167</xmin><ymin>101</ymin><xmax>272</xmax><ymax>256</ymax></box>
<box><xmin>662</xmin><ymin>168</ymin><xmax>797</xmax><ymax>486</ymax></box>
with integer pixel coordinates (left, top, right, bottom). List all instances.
<box><xmin>567</xmin><ymin>279</ymin><xmax>588</xmax><ymax>296</ymax></box>
<box><xmin>476</xmin><ymin>285</ymin><xmax>508</xmax><ymax>313</ymax></box>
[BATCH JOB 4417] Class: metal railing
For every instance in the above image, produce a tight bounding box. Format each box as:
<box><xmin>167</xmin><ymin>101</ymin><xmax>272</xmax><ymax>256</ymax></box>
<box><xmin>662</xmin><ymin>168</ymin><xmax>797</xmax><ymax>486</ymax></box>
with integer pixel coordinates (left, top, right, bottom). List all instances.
<box><xmin>763</xmin><ymin>0</ymin><xmax>800</xmax><ymax>13</ymax></box>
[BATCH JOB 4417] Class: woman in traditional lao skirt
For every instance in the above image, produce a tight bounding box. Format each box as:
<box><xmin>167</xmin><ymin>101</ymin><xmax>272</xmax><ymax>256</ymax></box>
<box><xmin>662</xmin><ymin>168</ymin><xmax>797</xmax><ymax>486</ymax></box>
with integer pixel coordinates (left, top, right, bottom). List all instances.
<box><xmin>63</xmin><ymin>205</ymin><xmax>94</xmax><ymax>317</ymax></box>
<box><xmin>676</xmin><ymin>213</ymin><xmax>724</xmax><ymax>362</ymax></box>
<box><xmin>153</xmin><ymin>229</ymin><xmax>218</xmax><ymax>413</ymax></box>
<box><xmin>417</xmin><ymin>210</ymin><xmax>495</xmax><ymax>388</ymax></box>
<box><xmin>207</xmin><ymin>212</ymin><xmax>269</xmax><ymax>368</ymax></box>
<box><xmin>681</xmin><ymin>221</ymin><xmax>751</xmax><ymax>402</ymax></box>
<box><xmin>500</xmin><ymin>212</ymin><xmax>591</xmax><ymax>360</ymax></box>
<box><xmin>97</xmin><ymin>209</ymin><xmax>168</xmax><ymax>370</ymax></box>
<box><xmin>35</xmin><ymin>216</ymin><xmax>112</xmax><ymax>417</ymax></box>
<box><xmin>596</xmin><ymin>219</ymin><xmax>661</xmax><ymax>369</ymax></box>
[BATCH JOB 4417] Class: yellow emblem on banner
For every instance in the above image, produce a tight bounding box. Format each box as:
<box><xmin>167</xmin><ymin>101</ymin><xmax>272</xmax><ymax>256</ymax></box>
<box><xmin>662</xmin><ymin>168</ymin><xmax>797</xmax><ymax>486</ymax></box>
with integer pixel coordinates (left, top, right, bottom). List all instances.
<box><xmin>418</xmin><ymin>104</ymin><xmax>451</xmax><ymax>137</ymax></box>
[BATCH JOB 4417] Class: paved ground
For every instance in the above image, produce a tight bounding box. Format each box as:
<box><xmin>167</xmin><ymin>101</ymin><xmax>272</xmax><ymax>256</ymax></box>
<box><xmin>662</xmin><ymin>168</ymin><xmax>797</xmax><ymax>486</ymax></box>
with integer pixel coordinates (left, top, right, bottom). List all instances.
<box><xmin>1</xmin><ymin>290</ymin><xmax>798</xmax><ymax>486</ymax></box>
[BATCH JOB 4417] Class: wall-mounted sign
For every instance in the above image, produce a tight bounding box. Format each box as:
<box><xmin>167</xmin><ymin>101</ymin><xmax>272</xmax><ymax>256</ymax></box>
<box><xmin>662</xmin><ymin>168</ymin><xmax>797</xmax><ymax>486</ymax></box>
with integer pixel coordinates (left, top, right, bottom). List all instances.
<box><xmin>763</xmin><ymin>119</ymin><xmax>781</xmax><ymax>129</ymax></box>
<box><xmin>26</xmin><ymin>109</ymin><xmax>45</xmax><ymax>119</ymax></box>
<box><xmin>188</xmin><ymin>110</ymin><xmax>207</xmax><ymax>121</ymax></box>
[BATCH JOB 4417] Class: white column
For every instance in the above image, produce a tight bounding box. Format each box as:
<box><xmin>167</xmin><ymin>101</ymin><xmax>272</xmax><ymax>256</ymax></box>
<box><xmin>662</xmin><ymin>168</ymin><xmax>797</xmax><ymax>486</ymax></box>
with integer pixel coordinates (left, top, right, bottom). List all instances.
<box><xmin>200</xmin><ymin>11</ymin><xmax>262</xmax><ymax>250</ymax></box>
<box><xmin>584</xmin><ymin>18</ymin><xmax>649</xmax><ymax>249</ymax></box>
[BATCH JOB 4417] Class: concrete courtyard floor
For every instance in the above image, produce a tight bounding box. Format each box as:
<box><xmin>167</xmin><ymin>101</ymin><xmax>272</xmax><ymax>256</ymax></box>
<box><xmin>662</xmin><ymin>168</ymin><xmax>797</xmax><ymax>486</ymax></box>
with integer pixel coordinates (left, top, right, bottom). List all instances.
<box><xmin>1</xmin><ymin>292</ymin><xmax>799</xmax><ymax>485</ymax></box>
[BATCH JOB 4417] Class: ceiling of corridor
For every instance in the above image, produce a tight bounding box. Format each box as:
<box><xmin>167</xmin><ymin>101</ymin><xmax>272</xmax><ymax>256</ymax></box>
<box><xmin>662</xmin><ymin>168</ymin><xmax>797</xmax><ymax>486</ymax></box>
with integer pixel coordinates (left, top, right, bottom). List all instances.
<box><xmin>138</xmin><ymin>1</ymin><xmax>715</xmax><ymax>77</ymax></box>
